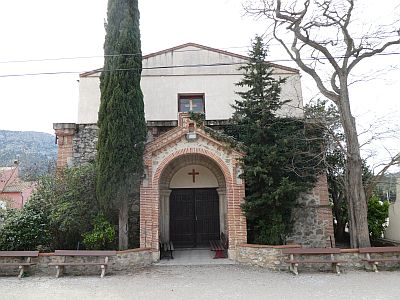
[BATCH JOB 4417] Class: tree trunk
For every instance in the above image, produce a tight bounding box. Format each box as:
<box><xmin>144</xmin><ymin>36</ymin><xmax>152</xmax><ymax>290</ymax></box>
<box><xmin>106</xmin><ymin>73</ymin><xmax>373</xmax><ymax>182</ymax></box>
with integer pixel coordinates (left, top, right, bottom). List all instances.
<box><xmin>119</xmin><ymin>200</ymin><xmax>129</xmax><ymax>250</ymax></box>
<box><xmin>338</xmin><ymin>79</ymin><xmax>370</xmax><ymax>248</ymax></box>
<box><xmin>346</xmin><ymin>155</ymin><xmax>370</xmax><ymax>248</ymax></box>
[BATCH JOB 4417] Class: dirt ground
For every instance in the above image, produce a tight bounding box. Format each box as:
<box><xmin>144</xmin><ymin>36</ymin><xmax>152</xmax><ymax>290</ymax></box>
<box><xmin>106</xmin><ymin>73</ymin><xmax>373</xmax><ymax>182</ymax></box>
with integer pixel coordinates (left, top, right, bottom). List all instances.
<box><xmin>1</xmin><ymin>264</ymin><xmax>400</xmax><ymax>300</ymax></box>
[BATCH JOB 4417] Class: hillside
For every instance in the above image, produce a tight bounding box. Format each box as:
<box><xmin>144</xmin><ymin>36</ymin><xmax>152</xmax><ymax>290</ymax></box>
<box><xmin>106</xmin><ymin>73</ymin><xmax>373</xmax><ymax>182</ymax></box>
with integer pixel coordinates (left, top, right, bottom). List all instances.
<box><xmin>0</xmin><ymin>130</ymin><xmax>57</xmax><ymax>180</ymax></box>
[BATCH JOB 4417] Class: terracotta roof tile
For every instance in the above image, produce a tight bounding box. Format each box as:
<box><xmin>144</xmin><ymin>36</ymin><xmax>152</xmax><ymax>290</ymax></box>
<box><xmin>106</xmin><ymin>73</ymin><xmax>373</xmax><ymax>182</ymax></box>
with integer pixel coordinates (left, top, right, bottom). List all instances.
<box><xmin>2</xmin><ymin>180</ymin><xmax>35</xmax><ymax>193</ymax></box>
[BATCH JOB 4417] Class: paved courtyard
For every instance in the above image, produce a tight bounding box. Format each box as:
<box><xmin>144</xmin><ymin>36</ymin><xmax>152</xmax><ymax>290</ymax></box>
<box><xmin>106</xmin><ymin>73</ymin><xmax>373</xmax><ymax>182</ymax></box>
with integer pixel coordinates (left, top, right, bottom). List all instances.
<box><xmin>1</xmin><ymin>264</ymin><xmax>400</xmax><ymax>300</ymax></box>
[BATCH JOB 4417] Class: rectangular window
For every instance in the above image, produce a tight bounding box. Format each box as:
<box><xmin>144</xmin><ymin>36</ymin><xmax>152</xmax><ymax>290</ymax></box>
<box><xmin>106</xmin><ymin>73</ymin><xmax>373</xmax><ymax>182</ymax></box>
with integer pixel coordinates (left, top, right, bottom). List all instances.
<box><xmin>178</xmin><ymin>94</ymin><xmax>205</xmax><ymax>113</ymax></box>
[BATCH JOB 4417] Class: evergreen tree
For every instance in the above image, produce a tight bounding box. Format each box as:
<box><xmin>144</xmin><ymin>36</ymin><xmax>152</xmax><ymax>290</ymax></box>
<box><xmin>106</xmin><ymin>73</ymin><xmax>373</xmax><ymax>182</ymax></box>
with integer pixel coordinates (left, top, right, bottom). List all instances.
<box><xmin>97</xmin><ymin>0</ymin><xmax>146</xmax><ymax>250</ymax></box>
<box><xmin>226</xmin><ymin>36</ymin><xmax>323</xmax><ymax>244</ymax></box>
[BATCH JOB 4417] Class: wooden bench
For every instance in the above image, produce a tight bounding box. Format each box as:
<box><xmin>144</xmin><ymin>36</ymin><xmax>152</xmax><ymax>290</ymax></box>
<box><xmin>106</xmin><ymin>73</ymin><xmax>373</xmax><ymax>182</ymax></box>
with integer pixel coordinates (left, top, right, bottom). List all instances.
<box><xmin>0</xmin><ymin>251</ymin><xmax>39</xmax><ymax>278</ymax></box>
<box><xmin>159</xmin><ymin>241</ymin><xmax>174</xmax><ymax>260</ymax></box>
<box><xmin>359</xmin><ymin>246</ymin><xmax>400</xmax><ymax>272</ymax></box>
<box><xmin>209</xmin><ymin>233</ymin><xmax>228</xmax><ymax>259</ymax></box>
<box><xmin>282</xmin><ymin>248</ymin><xmax>346</xmax><ymax>275</ymax></box>
<box><xmin>48</xmin><ymin>250</ymin><xmax>117</xmax><ymax>278</ymax></box>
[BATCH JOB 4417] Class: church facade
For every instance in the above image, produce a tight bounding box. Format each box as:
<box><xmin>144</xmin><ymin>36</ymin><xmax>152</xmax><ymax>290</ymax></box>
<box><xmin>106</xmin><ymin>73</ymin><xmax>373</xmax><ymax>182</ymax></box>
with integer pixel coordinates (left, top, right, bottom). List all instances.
<box><xmin>53</xmin><ymin>43</ymin><xmax>334</xmax><ymax>259</ymax></box>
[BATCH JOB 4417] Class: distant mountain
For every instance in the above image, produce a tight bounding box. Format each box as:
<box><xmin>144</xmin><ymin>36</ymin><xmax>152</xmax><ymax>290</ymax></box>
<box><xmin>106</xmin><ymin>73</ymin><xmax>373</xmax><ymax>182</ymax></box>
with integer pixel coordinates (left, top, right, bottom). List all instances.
<box><xmin>0</xmin><ymin>130</ymin><xmax>57</xmax><ymax>180</ymax></box>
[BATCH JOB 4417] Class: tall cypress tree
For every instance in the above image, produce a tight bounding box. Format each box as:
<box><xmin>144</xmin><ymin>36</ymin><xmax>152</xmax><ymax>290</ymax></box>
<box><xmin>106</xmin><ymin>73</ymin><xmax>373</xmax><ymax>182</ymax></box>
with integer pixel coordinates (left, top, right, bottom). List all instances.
<box><xmin>226</xmin><ymin>36</ymin><xmax>323</xmax><ymax>244</ymax></box>
<box><xmin>97</xmin><ymin>0</ymin><xmax>146</xmax><ymax>250</ymax></box>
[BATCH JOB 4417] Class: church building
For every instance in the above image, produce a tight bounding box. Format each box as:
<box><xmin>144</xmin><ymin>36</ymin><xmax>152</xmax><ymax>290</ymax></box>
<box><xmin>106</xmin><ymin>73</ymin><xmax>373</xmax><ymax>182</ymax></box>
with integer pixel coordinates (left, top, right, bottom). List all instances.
<box><xmin>53</xmin><ymin>43</ymin><xmax>334</xmax><ymax>259</ymax></box>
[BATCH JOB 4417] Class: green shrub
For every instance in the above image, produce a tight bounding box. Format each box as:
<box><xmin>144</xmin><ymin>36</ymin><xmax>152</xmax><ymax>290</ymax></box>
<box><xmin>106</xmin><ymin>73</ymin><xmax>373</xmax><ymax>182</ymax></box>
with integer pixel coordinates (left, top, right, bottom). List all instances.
<box><xmin>0</xmin><ymin>163</ymin><xmax>99</xmax><ymax>251</ymax></box>
<box><xmin>49</xmin><ymin>163</ymin><xmax>98</xmax><ymax>249</ymax></box>
<box><xmin>368</xmin><ymin>195</ymin><xmax>389</xmax><ymax>239</ymax></box>
<box><xmin>83</xmin><ymin>214</ymin><xmax>116</xmax><ymax>250</ymax></box>
<box><xmin>0</xmin><ymin>204</ymin><xmax>52</xmax><ymax>251</ymax></box>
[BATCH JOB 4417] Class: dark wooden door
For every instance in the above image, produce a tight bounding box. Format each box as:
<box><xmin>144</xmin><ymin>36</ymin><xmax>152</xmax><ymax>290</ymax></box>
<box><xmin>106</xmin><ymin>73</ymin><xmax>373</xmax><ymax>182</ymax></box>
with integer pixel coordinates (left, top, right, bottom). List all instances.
<box><xmin>169</xmin><ymin>189</ymin><xmax>196</xmax><ymax>248</ymax></box>
<box><xmin>170</xmin><ymin>189</ymin><xmax>220</xmax><ymax>248</ymax></box>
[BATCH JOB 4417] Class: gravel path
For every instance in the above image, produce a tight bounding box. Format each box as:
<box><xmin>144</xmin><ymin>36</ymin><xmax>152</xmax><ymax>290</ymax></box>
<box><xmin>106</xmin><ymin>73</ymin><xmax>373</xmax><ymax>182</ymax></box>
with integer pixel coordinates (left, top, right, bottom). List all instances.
<box><xmin>1</xmin><ymin>265</ymin><xmax>400</xmax><ymax>300</ymax></box>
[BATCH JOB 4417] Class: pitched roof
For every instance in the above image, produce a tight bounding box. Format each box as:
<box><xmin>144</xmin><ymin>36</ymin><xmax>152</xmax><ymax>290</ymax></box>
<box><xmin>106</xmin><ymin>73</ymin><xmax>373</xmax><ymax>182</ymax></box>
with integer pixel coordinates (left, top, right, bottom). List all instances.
<box><xmin>80</xmin><ymin>42</ymin><xmax>299</xmax><ymax>77</ymax></box>
<box><xmin>2</xmin><ymin>180</ymin><xmax>34</xmax><ymax>193</ymax></box>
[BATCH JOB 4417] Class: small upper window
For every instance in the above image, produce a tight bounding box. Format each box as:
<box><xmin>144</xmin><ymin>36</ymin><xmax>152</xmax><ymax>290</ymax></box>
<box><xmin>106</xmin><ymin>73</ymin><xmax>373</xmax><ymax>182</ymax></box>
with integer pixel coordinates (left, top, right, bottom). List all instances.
<box><xmin>178</xmin><ymin>94</ymin><xmax>205</xmax><ymax>113</ymax></box>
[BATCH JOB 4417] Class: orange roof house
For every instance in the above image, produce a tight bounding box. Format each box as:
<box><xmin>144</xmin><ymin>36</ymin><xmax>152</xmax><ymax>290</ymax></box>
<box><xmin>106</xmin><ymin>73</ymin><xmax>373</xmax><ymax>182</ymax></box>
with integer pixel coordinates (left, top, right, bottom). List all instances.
<box><xmin>0</xmin><ymin>162</ymin><xmax>35</xmax><ymax>209</ymax></box>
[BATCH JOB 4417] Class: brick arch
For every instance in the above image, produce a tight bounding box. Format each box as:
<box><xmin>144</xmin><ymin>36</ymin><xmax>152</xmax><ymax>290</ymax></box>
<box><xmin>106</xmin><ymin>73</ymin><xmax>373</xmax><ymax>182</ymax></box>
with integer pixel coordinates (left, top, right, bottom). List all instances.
<box><xmin>158</xmin><ymin>153</ymin><xmax>226</xmax><ymax>188</ymax></box>
<box><xmin>140</xmin><ymin>147</ymin><xmax>246</xmax><ymax>254</ymax></box>
<box><xmin>153</xmin><ymin>148</ymin><xmax>233</xmax><ymax>189</ymax></box>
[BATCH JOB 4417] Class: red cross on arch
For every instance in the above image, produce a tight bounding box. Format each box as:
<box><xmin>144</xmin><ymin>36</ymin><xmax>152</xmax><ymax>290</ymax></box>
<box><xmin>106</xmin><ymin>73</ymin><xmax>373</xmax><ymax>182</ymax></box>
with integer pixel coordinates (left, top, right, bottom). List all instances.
<box><xmin>188</xmin><ymin>169</ymin><xmax>200</xmax><ymax>183</ymax></box>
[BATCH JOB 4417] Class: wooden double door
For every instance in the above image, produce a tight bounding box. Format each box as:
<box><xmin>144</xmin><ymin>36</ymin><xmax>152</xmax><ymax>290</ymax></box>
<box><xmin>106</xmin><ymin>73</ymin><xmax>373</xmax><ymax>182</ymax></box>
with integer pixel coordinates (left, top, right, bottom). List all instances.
<box><xmin>170</xmin><ymin>188</ymin><xmax>220</xmax><ymax>248</ymax></box>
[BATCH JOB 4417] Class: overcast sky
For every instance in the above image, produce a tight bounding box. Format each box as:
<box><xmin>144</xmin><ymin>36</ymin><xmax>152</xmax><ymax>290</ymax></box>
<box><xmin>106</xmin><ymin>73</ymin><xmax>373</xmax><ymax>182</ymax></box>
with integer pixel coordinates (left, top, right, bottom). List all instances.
<box><xmin>0</xmin><ymin>0</ymin><xmax>399</xmax><ymax>170</ymax></box>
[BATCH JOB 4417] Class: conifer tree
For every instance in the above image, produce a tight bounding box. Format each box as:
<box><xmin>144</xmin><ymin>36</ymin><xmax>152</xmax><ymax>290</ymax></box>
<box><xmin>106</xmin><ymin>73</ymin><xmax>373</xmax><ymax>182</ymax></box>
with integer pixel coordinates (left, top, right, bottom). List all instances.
<box><xmin>97</xmin><ymin>0</ymin><xmax>146</xmax><ymax>250</ymax></box>
<box><xmin>227</xmin><ymin>36</ymin><xmax>322</xmax><ymax>244</ymax></box>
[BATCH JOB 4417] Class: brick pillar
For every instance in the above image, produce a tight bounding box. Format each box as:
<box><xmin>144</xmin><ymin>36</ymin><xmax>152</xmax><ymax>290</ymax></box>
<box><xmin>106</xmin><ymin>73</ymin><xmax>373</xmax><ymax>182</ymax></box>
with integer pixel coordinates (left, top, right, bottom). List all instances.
<box><xmin>53</xmin><ymin>123</ymin><xmax>77</xmax><ymax>169</ymax></box>
<box><xmin>316</xmin><ymin>173</ymin><xmax>335</xmax><ymax>247</ymax></box>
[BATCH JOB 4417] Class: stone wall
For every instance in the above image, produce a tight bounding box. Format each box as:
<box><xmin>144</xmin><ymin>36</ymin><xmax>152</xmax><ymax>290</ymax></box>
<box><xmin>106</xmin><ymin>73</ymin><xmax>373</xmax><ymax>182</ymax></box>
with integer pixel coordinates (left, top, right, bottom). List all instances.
<box><xmin>237</xmin><ymin>244</ymin><xmax>400</xmax><ymax>272</ymax></box>
<box><xmin>288</xmin><ymin>174</ymin><xmax>334</xmax><ymax>248</ymax></box>
<box><xmin>70</xmin><ymin>124</ymin><xmax>141</xmax><ymax>247</ymax></box>
<box><xmin>0</xmin><ymin>248</ymin><xmax>153</xmax><ymax>277</ymax></box>
<box><xmin>72</xmin><ymin>124</ymin><xmax>99</xmax><ymax>166</ymax></box>
<box><xmin>236</xmin><ymin>244</ymin><xmax>296</xmax><ymax>271</ymax></box>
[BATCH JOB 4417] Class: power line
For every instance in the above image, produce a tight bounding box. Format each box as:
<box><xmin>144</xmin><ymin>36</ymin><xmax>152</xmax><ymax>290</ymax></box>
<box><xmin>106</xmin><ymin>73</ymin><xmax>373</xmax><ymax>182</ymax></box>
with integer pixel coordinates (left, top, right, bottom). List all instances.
<box><xmin>0</xmin><ymin>52</ymin><xmax>399</xmax><ymax>78</ymax></box>
<box><xmin>0</xmin><ymin>71</ymin><xmax>81</xmax><ymax>78</ymax></box>
<box><xmin>0</xmin><ymin>62</ymin><xmax>245</xmax><ymax>78</ymax></box>
<box><xmin>1</xmin><ymin>35</ymin><xmax>399</xmax><ymax>65</ymax></box>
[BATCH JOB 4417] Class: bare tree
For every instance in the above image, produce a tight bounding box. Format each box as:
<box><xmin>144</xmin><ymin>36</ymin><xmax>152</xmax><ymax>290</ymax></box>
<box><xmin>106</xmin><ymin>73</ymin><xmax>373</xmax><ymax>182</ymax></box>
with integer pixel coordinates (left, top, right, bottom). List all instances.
<box><xmin>306</xmin><ymin>99</ymin><xmax>400</xmax><ymax>243</ymax></box>
<box><xmin>245</xmin><ymin>0</ymin><xmax>400</xmax><ymax>247</ymax></box>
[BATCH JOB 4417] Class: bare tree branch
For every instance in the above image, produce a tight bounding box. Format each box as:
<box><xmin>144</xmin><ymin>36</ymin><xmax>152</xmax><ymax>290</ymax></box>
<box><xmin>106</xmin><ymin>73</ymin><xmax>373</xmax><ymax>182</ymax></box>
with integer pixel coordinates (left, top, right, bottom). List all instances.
<box><xmin>348</xmin><ymin>38</ymin><xmax>400</xmax><ymax>73</ymax></box>
<box><xmin>365</xmin><ymin>152</ymin><xmax>400</xmax><ymax>200</ymax></box>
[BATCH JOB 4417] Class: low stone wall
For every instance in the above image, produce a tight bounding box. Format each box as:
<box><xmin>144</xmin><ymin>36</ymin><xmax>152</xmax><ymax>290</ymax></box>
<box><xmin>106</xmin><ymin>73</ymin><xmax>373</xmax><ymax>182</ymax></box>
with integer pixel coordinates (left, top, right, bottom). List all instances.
<box><xmin>237</xmin><ymin>244</ymin><xmax>400</xmax><ymax>272</ymax></box>
<box><xmin>236</xmin><ymin>244</ymin><xmax>298</xmax><ymax>271</ymax></box>
<box><xmin>0</xmin><ymin>248</ymin><xmax>153</xmax><ymax>277</ymax></box>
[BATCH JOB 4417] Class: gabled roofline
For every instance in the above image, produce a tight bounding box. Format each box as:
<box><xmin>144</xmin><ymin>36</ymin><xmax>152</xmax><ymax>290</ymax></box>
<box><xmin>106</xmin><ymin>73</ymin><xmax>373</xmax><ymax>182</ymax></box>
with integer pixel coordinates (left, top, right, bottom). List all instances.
<box><xmin>80</xmin><ymin>42</ymin><xmax>299</xmax><ymax>77</ymax></box>
<box><xmin>143</xmin><ymin>42</ymin><xmax>299</xmax><ymax>73</ymax></box>
<box><xmin>80</xmin><ymin>68</ymin><xmax>103</xmax><ymax>78</ymax></box>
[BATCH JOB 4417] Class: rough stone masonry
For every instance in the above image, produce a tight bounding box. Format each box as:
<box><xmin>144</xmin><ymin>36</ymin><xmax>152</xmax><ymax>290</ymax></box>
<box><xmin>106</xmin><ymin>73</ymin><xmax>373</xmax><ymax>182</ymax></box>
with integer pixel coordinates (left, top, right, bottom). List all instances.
<box><xmin>53</xmin><ymin>121</ymin><xmax>334</xmax><ymax>250</ymax></box>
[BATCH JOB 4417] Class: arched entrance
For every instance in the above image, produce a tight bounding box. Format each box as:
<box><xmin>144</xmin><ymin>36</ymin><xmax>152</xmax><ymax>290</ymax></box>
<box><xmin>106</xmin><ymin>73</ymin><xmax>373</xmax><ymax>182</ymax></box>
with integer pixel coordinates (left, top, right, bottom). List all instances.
<box><xmin>140</xmin><ymin>114</ymin><xmax>247</xmax><ymax>260</ymax></box>
<box><xmin>158</xmin><ymin>154</ymin><xmax>227</xmax><ymax>248</ymax></box>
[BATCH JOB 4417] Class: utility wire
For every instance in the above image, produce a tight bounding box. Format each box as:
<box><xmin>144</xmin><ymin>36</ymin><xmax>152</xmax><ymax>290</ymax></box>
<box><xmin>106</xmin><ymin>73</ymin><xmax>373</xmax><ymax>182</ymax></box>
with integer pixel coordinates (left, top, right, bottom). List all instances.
<box><xmin>0</xmin><ymin>52</ymin><xmax>400</xmax><ymax>78</ymax></box>
<box><xmin>1</xmin><ymin>34</ymin><xmax>400</xmax><ymax>65</ymax></box>
<box><xmin>0</xmin><ymin>62</ymin><xmax>245</xmax><ymax>78</ymax></box>
<box><xmin>0</xmin><ymin>53</ymin><xmax>399</xmax><ymax>78</ymax></box>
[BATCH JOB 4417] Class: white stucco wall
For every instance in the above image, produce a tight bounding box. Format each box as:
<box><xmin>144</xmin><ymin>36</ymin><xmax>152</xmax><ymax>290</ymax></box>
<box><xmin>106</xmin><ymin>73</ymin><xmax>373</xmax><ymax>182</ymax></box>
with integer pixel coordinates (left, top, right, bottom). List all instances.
<box><xmin>385</xmin><ymin>178</ymin><xmax>400</xmax><ymax>241</ymax></box>
<box><xmin>77</xmin><ymin>45</ymin><xmax>304</xmax><ymax>124</ymax></box>
<box><xmin>169</xmin><ymin>165</ymin><xmax>218</xmax><ymax>188</ymax></box>
<box><xmin>78</xmin><ymin>77</ymin><xmax>101</xmax><ymax>124</ymax></box>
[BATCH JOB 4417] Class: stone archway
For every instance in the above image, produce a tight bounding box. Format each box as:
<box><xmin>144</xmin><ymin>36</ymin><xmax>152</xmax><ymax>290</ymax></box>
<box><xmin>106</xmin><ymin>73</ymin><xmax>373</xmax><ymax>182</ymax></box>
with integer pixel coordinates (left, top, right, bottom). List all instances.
<box><xmin>158</xmin><ymin>154</ymin><xmax>228</xmax><ymax>247</ymax></box>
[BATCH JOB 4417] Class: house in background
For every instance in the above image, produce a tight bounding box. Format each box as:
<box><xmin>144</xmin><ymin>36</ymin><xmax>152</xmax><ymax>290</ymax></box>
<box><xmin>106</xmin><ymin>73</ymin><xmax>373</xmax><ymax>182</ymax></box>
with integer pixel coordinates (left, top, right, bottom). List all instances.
<box><xmin>385</xmin><ymin>177</ymin><xmax>400</xmax><ymax>242</ymax></box>
<box><xmin>0</xmin><ymin>161</ymin><xmax>35</xmax><ymax>209</ymax></box>
<box><xmin>53</xmin><ymin>43</ymin><xmax>334</xmax><ymax>259</ymax></box>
